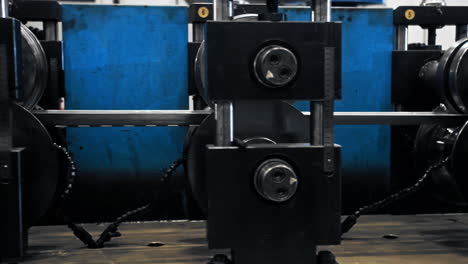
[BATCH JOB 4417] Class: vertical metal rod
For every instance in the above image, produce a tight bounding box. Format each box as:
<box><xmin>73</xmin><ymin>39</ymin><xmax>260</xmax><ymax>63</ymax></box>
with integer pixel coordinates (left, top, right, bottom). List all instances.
<box><xmin>395</xmin><ymin>25</ymin><xmax>408</xmax><ymax>51</ymax></box>
<box><xmin>456</xmin><ymin>25</ymin><xmax>468</xmax><ymax>41</ymax></box>
<box><xmin>215</xmin><ymin>101</ymin><xmax>233</xmax><ymax>146</ymax></box>
<box><xmin>427</xmin><ymin>27</ymin><xmax>437</xmax><ymax>45</ymax></box>
<box><xmin>193</xmin><ymin>23</ymin><xmax>204</xmax><ymax>42</ymax></box>
<box><xmin>311</xmin><ymin>103</ymin><xmax>323</xmax><ymax>145</ymax></box>
<box><xmin>313</xmin><ymin>0</ymin><xmax>331</xmax><ymax>22</ymax></box>
<box><xmin>44</xmin><ymin>21</ymin><xmax>58</xmax><ymax>41</ymax></box>
<box><xmin>214</xmin><ymin>0</ymin><xmax>230</xmax><ymax>21</ymax></box>
<box><xmin>1</xmin><ymin>0</ymin><xmax>8</xmax><ymax>18</ymax></box>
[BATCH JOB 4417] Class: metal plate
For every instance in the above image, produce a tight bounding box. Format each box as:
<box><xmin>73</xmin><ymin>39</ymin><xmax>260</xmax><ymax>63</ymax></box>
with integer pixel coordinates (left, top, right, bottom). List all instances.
<box><xmin>20</xmin><ymin>24</ymin><xmax>48</xmax><ymax>110</ymax></box>
<box><xmin>12</xmin><ymin>103</ymin><xmax>59</xmax><ymax>227</ymax></box>
<box><xmin>185</xmin><ymin>101</ymin><xmax>308</xmax><ymax>211</ymax></box>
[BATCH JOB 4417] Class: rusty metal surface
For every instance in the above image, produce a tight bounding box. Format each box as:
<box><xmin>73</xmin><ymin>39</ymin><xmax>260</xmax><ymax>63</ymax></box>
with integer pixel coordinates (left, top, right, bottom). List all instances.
<box><xmin>20</xmin><ymin>215</ymin><xmax>468</xmax><ymax>263</ymax></box>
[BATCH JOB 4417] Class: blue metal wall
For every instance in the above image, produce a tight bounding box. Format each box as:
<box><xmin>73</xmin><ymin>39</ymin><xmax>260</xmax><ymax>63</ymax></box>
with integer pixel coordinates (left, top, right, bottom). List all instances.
<box><xmin>285</xmin><ymin>7</ymin><xmax>394</xmax><ymax>206</ymax></box>
<box><xmin>62</xmin><ymin>5</ymin><xmax>188</xmax><ymax>219</ymax></box>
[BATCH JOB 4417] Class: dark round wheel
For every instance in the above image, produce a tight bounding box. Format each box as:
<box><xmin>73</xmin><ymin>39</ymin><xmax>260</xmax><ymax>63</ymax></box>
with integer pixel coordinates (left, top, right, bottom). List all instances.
<box><xmin>19</xmin><ymin>24</ymin><xmax>48</xmax><ymax>110</ymax></box>
<box><xmin>414</xmin><ymin>106</ymin><xmax>468</xmax><ymax>207</ymax></box>
<box><xmin>185</xmin><ymin>101</ymin><xmax>308</xmax><ymax>211</ymax></box>
<box><xmin>12</xmin><ymin>103</ymin><xmax>60</xmax><ymax>227</ymax></box>
<box><xmin>436</xmin><ymin>38</ymin><xmax>468</xmax><ymax>113</ymax></box>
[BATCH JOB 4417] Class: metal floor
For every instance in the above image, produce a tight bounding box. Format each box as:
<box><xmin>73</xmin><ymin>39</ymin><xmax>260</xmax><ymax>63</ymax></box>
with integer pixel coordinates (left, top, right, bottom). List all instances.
<box><xmin>14</xmin><ymin>214</ymin><xmax>468</xmax><ymax>264</ymax></box>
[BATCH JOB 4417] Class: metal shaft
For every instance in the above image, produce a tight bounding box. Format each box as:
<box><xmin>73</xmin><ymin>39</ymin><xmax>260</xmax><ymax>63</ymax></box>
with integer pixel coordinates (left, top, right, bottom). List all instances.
<box><xmin>1</xmin><ymin>0</ymin><xmax>8</xmax><ymax>18</ymax></box>
<box><xmin>31</xmin><ymin>110</ymin><xmax>468</xmax><ymax>127</ymax></box>
<box><xmin>456</xmin><ymin>25</ymin><xmax>468</xmax><ymax>41</ymax></box>
<box><xmin>214</xmin><ymin>0</ymin><xmax>231</xmax><ymax>21</ymax></box>
<box><xmin>313</xmin><ymin>0</ymin><xmax>331</xmax><ymax>22</ymax></box>
<box><xmin>311</xmin><ymin>103</ymin><xmax>323</xmax><ymax>145</ymax></box>
<box><xmin>395</xmin><ymin>26</ymin><xmax>408</xmax><ymax>51</ymax></box>
<box><xmin>215</xmin><ymin>102</ymin><xmax>234</xmax><ymax>146</ymax></box>
<box><xmin>428</xmin><ymin>27</ymin><xmax>437</xmax><ymax>45</ymax></box>
<box><xmin>44</xmin><ymin>21</ymin><xmax>58</xmax><ymax>41</ymax></box>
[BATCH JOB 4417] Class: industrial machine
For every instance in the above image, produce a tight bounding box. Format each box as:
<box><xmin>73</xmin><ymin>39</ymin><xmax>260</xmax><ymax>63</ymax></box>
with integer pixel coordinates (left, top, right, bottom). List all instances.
<box><xmin>392</xmin><ymin>4</ymin><xmax>468</xmax><ymax>210</ymax></box>
<box><xmin>2</xmin><ymin>0</ymin><xmax>468</xmax><ymax>263</ymax></box>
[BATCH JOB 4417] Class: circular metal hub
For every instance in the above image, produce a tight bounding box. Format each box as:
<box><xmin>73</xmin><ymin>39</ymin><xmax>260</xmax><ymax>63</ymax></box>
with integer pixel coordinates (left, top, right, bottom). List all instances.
<box><xmin>12</xmin><ymin>103</ymin><xmax>60</xmax><ymax>227</ymax></box>
<box><xmin>254</xmin><ymin>159</ymin><xmax>298</xmax><ymax>203</ymax></box>
<box><xmin>253</xmin><ymin>45</ymin><xmax>298</xmax><ymax>88</ymax></box>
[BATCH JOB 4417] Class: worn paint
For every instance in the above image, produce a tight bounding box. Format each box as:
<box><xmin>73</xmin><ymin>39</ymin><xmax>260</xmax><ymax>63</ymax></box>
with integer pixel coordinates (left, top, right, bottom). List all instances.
<box><xmin>62</xmin><ymin>5</ymin><xmax>188</xmax><ymax>220</ymax></box>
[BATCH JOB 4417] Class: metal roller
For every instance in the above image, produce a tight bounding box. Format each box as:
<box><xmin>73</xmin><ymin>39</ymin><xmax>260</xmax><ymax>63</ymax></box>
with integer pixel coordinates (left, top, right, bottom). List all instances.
<box><xmin>19</xmin><ymin>24</ymin><xmax>48</xmax><ymax>110</ymax></box>
<box><xmin>12</xmin><ymin>103</ymin><xmax>60</xmax><ymax>227</ymax></box>
<box><xmin>420</xmin><ymin>38</ymin><xmax>468</xmax><ymax>113</ymax></box>
<box><xmin>414</xmin><ymin>106</ymin><xmax>468</xmax><ymax>206</ymax></box>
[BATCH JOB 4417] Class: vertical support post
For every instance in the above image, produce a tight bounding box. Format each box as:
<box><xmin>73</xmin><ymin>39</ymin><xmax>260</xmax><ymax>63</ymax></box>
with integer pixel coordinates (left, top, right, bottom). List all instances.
<box><xmin>44</xmin><ymin>21</ymin><xmax>57</xmax><ymax>41</ymax></box>
<box><xmin>427</xmin><ymin>27</ymin><xmax>437</xmax><ymax>46</ymax></box>
<box><xmin>456</xmin><ymin>25</ymin><xmax>468</xmax><ymax>41</ymax></box>
<box><xmin>193</xmin><ymin>23</ymin><xmax>204</xmax><ymax>43</ymax></box>
<box><xmin>313</xmin><ymin>0</ymin><xmax>331</xmax><ymax>22</ymax></box>
<box><xmin>311</xmin><ymin>1</ymin><xmax>334</xmax><ymax>173</ymax></box>
<box><xmin>213</xmin><ymin>0</ymin><xmax>234</xmax><ymax>146</ymax></box>
<box><xmin>395</xmin><ymin>25</ymin><xmax>408</xmax><ymax>51</ymax></box>
<box><xmin>311</xmin><ymin>103</ymin><xmax>323</xmax><ymax>146</ymax></box>
<box><xmin>215</xmin><ymin>101</ymin><xmax>233</xmax><ymax>146</ymax></box>
<box><xmin>214</xmin><ymin>0</ymin><xmax>232</xmax><ymax>21</ymax></box>
<box><xmin>1</xmin><ymin>0</ymin><xmax>8</xmax><ymax>18</ymax></box>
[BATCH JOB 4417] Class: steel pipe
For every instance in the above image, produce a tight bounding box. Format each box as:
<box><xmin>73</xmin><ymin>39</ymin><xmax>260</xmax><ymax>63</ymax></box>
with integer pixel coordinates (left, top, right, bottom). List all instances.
<box><xmin>1</xmin><ymin>0</ymin><xmax>8</xmax><ymax>18</ymax></box>
<box><xmin>31</xmin><ymin>110</ymin><xmax>468</xmax><ymax>127</ymax></box>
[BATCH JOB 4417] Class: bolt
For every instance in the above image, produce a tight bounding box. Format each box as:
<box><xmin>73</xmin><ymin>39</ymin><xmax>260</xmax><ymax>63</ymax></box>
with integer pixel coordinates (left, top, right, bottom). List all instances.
<box><xmin>254</xmin><ymin>159</ymin><xmax>298</xmax><ymax>203</ymax></box>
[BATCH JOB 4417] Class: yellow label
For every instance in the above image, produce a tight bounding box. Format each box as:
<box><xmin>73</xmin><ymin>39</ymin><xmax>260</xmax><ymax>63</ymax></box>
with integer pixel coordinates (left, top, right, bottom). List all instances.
<box><xmin>405</xmin><ymin>9</ymin><xmax>416</xmax><ymax>20</ymax></box>
<box><xmin>198</xmin><ymin>7</ymin><xmax>210</xmax><ymax>19</ymax></box>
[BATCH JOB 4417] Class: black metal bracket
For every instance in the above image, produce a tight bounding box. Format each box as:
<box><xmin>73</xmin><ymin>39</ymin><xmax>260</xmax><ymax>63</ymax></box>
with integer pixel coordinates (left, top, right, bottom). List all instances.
<box><xmin>394</xmin><ymin>6</ymin><xmax>468</xmax><ymax>26</ymax></box>
<box><xmin>10</xmin><ymin>0</ymin><xmax>62</xmax><ymax>22</ymax></box>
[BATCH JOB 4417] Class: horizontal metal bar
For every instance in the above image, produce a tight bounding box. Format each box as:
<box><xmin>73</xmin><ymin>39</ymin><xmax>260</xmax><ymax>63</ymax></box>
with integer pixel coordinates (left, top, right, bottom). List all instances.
<box><xmin>333</xmin><ymin>112</ymin><xmax>468</xmax><ymax>125</ymax></box>
<box><xmin>32</xmin><ymin>110</ymin><xmax>468</xmax><ymax>127</ymax></box>
<box><xmin>32</xmin><ymin>110</ymin><xmax>212</xmax><ymax>127</ymax></box>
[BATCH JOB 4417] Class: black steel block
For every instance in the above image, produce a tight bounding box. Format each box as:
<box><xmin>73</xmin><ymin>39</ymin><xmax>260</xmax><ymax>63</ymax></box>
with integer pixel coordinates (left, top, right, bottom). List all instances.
<box><xmin>202</xmin><ymin>21</ymin><xmax>341</xmax><ymax>101</ymax></box>
<box><xmin>394</xmin><ymin>6</ymin><xmax>468</xmax><ymax>26</ymax></box>
<box><xmin>11</xmin><ymin>0</ymin><xmax>62</xmax><ymax>22</ymax></box>
<box><xmin>205</xmin><ymin>143</ymin><xmax>341</xmax><ymax>264</ymax></box>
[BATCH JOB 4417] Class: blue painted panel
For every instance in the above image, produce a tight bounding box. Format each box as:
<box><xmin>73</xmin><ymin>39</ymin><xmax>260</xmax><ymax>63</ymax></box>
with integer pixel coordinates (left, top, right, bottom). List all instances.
<box><xmin>62</xmin><ymin>5</ymin><xmax>188</xmax><ymax>218</ymax></box>
<box><xmin>286</xmin><ymin>8</ymin><xmax>394</xmax><ymax>205</ymax></box>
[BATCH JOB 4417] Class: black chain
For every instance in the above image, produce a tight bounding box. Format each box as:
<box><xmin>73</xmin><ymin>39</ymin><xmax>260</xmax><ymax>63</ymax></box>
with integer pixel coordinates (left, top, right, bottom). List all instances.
<box><xmin>53</xmin><ymin>143</ymin><xmax>77</xmax><ymax>210</ymax></box>
<box><xmin>54</xmin><ymin>143</ymin><xmax>184</xmax><ymax>248</ymax></box>
<box><xmin>341</xmin><ymin>156</ymin><xmax>451</xmax><ymax>235</ymax></box>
